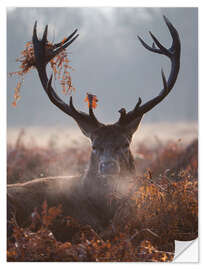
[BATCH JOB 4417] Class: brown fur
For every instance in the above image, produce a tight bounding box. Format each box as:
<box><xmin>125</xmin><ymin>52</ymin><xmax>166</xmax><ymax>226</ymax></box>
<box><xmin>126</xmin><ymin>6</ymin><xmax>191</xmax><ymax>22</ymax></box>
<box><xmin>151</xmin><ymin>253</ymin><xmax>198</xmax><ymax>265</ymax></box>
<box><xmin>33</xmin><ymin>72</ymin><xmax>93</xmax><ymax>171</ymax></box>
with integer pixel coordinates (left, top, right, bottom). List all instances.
<box><xmin>7</xmin><ymin>176</ymin><xmax>111</xmax><ymax>238</ymax></box>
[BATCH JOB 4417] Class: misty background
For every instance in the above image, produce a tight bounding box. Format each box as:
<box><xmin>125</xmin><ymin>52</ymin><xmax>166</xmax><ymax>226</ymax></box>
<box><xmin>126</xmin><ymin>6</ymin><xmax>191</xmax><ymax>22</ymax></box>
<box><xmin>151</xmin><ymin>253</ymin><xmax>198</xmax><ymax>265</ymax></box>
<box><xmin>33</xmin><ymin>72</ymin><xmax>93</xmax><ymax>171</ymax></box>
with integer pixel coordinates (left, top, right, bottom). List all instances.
<box><xmin>7</xmin><ymin>7</ymin><xmax>198</xmax><ymax>143</ymax></box>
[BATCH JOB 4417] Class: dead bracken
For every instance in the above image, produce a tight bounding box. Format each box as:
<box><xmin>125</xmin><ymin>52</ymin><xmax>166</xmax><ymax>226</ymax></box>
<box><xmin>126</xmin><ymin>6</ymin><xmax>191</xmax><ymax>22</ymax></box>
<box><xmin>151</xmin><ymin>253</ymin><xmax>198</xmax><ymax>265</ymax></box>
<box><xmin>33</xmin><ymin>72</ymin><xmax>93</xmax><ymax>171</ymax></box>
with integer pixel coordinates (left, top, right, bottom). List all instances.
<box><xmin>9</xmin><ymin>39</ymin><xmax>75</xmax><ymax>107</ymax></box>
<box><xmin>7</xmin><ymin>134</ymin><xmax>198</xmax><ymax>262</ymax></box>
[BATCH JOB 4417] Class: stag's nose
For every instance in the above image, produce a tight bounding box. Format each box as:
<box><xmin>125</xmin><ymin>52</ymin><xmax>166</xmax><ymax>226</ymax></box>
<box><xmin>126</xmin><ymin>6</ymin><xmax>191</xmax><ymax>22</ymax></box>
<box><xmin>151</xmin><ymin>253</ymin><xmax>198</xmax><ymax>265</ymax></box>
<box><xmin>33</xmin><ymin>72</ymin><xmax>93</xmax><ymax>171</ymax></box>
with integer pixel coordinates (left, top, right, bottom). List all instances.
<box><xmin>99</xmin><ymin>161</ymin><xmax>120</xmax><ymax>175</ymax></box>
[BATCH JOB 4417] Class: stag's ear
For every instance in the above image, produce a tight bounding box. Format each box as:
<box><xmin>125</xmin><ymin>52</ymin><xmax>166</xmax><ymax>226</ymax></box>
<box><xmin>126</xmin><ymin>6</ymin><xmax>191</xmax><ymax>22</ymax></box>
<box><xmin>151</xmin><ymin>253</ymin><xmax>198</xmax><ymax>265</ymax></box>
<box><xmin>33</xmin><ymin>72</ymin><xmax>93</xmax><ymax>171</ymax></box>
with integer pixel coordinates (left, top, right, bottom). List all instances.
<box><xmin>123</xmin><ymin>116</ymin><xmax>143</xmax><ymax>138</ymax></box>
<box><xmin>74</xmin><ymin>119</ymin><xmax>103</xmax><ymax>138</ymax></box>
<box><xmin>75</xmin><ymin>122</ymin><xmax>97</xmax><ymax>138</ymax></box>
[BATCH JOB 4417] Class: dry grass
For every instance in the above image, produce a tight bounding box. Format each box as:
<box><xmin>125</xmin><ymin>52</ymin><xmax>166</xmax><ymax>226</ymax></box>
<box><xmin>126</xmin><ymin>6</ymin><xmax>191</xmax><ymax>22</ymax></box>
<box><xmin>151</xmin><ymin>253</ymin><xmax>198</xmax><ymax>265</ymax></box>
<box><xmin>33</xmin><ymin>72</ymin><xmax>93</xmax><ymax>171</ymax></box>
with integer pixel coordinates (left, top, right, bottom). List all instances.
<box><xmin>7</xmin><ymin>130</ymin><xmax>198</xmax><ymax>262</ymax></box>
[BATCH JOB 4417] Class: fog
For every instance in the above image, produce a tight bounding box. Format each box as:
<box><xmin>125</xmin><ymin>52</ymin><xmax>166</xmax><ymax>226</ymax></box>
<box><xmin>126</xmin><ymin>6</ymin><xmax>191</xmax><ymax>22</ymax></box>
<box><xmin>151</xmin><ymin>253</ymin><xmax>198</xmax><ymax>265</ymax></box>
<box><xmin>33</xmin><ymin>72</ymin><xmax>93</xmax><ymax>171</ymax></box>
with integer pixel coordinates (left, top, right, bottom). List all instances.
<box><xmin>8</xmin><ymin>122</ymin><xmax>198</xmax><ymax>150</ymax></box>
<box><xmin>7</xmin><ymin>7</ymin><xmax>198</xmax><ymax>128</ymax></box>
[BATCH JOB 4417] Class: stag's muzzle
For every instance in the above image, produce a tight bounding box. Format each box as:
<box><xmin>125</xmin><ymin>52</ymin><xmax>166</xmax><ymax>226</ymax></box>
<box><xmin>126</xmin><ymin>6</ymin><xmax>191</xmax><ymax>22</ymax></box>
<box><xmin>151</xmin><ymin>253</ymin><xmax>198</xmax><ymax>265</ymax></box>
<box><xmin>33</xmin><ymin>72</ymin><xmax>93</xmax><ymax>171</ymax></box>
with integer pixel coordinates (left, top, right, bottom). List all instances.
<box><xmin>99</xmin><ymin>160</ymin><xmax>120</xmax><ymax>176</ymax></box>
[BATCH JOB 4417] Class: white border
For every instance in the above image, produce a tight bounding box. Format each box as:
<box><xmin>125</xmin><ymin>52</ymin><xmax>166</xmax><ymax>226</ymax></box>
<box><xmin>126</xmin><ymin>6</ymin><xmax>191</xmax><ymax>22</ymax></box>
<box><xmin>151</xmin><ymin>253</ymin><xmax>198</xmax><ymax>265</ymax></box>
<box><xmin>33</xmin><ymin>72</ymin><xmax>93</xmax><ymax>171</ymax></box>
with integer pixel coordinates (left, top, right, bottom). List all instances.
<box><xmin>1</xmin><ymin>0</ymin><xmax>202</xmax><ymax>269</ymax></box>
<box><xmin>0</xmin><ymin>0</ymin><xmax>202</xmax><ymax>7</ymax></box>
<box><xmin>0</xmin><ymin>1</ymin><xmax>7</xmax><ymax>265</ymax></box>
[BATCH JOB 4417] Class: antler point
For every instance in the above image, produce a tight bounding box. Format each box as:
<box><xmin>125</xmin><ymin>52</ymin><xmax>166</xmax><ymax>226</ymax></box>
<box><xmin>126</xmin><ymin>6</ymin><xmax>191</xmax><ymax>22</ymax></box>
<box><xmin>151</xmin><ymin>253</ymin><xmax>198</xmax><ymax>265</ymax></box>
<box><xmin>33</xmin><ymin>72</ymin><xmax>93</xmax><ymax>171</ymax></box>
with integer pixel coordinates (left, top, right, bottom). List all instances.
<box><xmin>161</xmin><ymin>68</ymin><xmax>167</xmax><ymax>90</ymax></box>
<box><xmin>118</xmin><ymin>108</ymin><xmax>126</xmax><ymax>114</ymax></box>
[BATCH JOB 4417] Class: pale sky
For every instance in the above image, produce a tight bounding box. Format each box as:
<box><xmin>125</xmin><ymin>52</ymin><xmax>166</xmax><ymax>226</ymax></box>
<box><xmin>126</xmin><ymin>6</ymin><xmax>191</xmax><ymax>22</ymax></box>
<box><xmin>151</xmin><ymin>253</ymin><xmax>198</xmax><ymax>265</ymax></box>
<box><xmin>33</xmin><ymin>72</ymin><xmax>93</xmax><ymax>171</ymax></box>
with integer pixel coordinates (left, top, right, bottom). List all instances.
<box><xmin>7</xmin><ymin>7</ymin><xmax>198</xmax><ymax>127</ymax></box>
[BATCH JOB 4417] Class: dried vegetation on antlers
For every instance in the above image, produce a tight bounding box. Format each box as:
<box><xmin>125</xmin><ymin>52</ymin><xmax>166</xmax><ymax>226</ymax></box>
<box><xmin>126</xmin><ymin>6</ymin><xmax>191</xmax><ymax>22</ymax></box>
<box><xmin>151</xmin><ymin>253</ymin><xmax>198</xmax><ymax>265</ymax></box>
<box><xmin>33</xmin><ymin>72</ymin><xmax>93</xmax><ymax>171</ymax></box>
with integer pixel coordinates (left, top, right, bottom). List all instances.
<box><xmin>9</xmin><ymin>39</ymin><xmax>75</xmax><ymax>106</ymax></box>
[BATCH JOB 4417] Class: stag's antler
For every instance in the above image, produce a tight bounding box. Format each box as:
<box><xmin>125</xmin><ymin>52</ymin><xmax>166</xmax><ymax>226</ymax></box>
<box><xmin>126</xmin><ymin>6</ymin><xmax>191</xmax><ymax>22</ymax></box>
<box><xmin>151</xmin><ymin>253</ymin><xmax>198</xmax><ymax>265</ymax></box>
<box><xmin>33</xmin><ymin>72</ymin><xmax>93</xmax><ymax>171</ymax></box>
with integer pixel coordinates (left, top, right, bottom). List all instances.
<box><xmin>117</xmin><ymin>16</ymin><xmax>181</xmax><ymax>126</ymax></box>
<box><xmin>32</xmin><ymin>22</ymin><xmax>102</xmax><ymax>136</ymax></box>
<box><xmin>33</xmin><ymin>16</ymin><xmax>180</xmax><ymax>137</ymax></box>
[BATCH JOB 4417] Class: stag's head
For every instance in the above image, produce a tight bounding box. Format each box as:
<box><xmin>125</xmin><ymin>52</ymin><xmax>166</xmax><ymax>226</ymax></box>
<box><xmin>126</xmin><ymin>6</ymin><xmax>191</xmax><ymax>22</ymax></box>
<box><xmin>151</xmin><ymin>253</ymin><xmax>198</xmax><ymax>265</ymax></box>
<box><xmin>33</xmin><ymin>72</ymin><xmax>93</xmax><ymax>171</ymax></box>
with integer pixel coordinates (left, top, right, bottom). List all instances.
<box><xmin>88</xmin><ymin>124</ymin><xmax>139</xmax><ymax>177</ymax></box>
<box><xmin>32</xmin><ymin>16</ymin><xmax>180</xmax><ymax>177</ymax></box>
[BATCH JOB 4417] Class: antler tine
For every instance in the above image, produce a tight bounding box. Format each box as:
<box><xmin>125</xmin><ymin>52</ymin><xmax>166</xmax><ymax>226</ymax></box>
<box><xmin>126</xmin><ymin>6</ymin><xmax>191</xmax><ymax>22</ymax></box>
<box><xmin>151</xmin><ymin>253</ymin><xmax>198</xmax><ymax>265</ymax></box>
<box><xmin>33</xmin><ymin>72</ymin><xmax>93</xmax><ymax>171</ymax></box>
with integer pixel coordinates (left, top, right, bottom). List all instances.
<box><xmin>163</xmin><ymin>15</ymin><xmax>180</xmax><ymax>52</ymax></box>
<box><xmin>137</xmin><ymin>35</ymin><xmax>161</xmax><ymax>55</ymax></box>
<box><xmin>42</xmin><ymin>25</ymin><xmax>48</xmax><ymax>43</ymax></box>
<box><xmin>50</xmin><ymin>31</ymin><xmax>79</xmax><ymax>61</ymax></box>
<box><xmin>33</xmin><ymin>22</ymin><xmax>101</xmax><ymax>131</ymax></box>
<box><xmin>149</xmin><ymin>31</ymin><xmax>170</xmax><ymax>56</ymax></box>
<box><xmin>53</xmin><ymin>29</ymin><xmax>78</xmax><ymax>49</ymax></box>
<box><xmin>137</xmin><ymin>15</ymin><xmax>180</xmax><ymax>59</ymax></box>
<box><xmin>33</xmin><ymin>22</ymin><xmax>79</xmax><ymax>65</ymax></box>
<box><xmin>33</xmin><ymin>21</ymin><xmax>39</xmax><ymax>43</ymax></box>
<box><xmin>89</xmin><ymin>106</ymin><xmax>99</xmax><ymax>123</ymax></box>
<box><xmin>161</xmin><ymin>68</ymin><xmax>168</xmax><ymax>91</ymax></box>
<box><xmin>69</xmin><ymin>95</ymin><xmax>101</xmax><ymax>127</ymax></box>
<box><xmin>118</xmin><ymin>108</ymin><xmax>127</xmax><ymax>124</ymax></box>
<box><xmin>117</xmin><ymin>16</ymin><xmax>181</xmax><ymax>126</ymax></box>
<box><xmin>118</xmin><ymin>97</ymin><xmax>142</xmax><ymax>123</ymax></box>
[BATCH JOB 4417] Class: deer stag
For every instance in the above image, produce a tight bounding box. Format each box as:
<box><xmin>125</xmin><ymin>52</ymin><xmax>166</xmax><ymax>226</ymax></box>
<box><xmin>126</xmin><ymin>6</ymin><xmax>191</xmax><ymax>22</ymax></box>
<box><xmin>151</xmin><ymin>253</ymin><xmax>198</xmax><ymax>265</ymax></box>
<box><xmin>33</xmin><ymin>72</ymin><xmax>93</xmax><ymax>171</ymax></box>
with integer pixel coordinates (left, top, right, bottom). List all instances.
<box><xmin>8</xmin><ymin>16</ymin><xmax>196</xmax><ymax>247</ymax></box>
